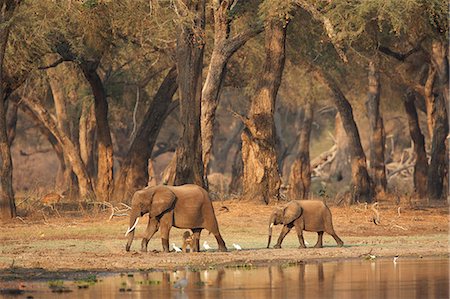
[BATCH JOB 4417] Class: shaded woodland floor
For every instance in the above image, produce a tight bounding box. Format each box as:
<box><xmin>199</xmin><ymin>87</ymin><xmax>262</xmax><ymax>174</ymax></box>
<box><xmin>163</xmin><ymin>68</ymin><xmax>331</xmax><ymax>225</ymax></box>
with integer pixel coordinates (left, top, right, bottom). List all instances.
<box><xmin>1</xmin><ymin>200</ymin><xmax>448</xmax><ymax>281</ymax></box>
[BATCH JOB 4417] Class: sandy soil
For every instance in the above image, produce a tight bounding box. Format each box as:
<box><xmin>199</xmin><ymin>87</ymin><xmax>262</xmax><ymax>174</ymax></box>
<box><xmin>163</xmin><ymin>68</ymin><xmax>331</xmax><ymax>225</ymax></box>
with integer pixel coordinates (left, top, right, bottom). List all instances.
<box><xmin>1</xmin><ymin>200</ymin><xmax>448</xmax><ymax>280</ymax></box>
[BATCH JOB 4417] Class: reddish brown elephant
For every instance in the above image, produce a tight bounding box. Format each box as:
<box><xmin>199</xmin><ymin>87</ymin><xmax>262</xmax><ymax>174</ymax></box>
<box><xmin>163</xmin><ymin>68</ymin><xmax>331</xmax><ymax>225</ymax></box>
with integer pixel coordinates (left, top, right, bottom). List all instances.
<box><xmin>267</xmin><ymin>200</ymin><xmax>344</xmax><ymax>249</ymax></box>
<box><xmin>125</xmin><ymin>184</ymin><xmax>227</xmax><ymax>253</ymax></box>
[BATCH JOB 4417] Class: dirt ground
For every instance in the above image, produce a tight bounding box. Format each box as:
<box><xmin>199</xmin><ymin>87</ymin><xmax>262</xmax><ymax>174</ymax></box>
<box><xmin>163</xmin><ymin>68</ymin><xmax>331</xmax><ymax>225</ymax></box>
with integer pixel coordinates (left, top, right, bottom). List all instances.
<box><xmin>1</xmin><ymin>199</ymin><xmax>448</xmax><ymax>280</ymax></box>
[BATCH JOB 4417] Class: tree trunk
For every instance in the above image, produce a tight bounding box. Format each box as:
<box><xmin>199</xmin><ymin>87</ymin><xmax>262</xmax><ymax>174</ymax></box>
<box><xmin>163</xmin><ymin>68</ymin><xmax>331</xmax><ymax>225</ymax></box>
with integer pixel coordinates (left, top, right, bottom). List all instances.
<box><xmin>241</xmin><ymin>19</ymin><xmax>287</xmax><ymax>204</ymax></box>
<box><xmin>201</xmin><ymin>0</ymin><xmax>262</xmax><ymax>179</ymax></box>
<box><xmin>115</xmin><ymin>66</ymin><xmax>177</xmax><ymax>200</ymax></box>
<box><xmin>79</xmin><ymin>98</ymin><xmax>96</xmax><ymax>179</ymax></box>
<box><xmin>81</xmin><ymin>66</ymin><xmax>113</xmax><ymax>202</ymax></box>
<box><xmin>0</xmin><ymin>0</ymin><xmax>18</xmax><ymax>220</ymax></box>
<box><xmin>21</xmin><ymin>105</ymin><xmax>68</xmax><ymax>192</ymax></box>
<box><xmin>46</xmin><ymin>55</ymin><xmax>73</xmax><ymax>191</ymax></box>
<box><xmin>173</xmin><ymin>0</ymin><xmax>206</xmax><ymax>188</ymax></box>
<box><xmin>329</xmin><ymin>114</ymin><xmax>351</xmax><ymax>183</ymax></box>
<box><xmin>424</xmin><ymin>66</ymin><xmax>437</xmax><ymax>140</ymax></box>
<box><xmin>365</xmin><ymin>61</ymin><xmax>387</xmax><ymax>196</ymax></box>
<box><xmin>6</xmin><ymin>97</ymin><xmax>17</xmax><ymax>145</ymax></box>
<box><xmin>229</xmin><ymin>142</ymin><xmax>243</xmax><ymax>195</ymax></box>
<box><xmin>314</xmin><ymin>67</ymin><xmax>373</xmax><ymax>204</ymax></box>
<box><xmin>403</xmin><ymin>89</ymin><xmax>428</xmax><ymax>198</ymax></box>
<box><xmin>427</xmin><ymin>93</ymin><xmax>448</xmax><ymax>200</ymax></box>
<box><xmin>212</xmin><ymin>121</ymin><xmax>243</xmax><ymax>173</ymax></box>
<box><xmin>21</xmin><ymin>96</ymin><xmax>95</xmax><ymax>200</ymax></box>
<box><xmin>426</xmin><ymin>40</ymin><xmax>449</xmax><ymax>200</ymax></box>
<box><xmin>288</xmin><ymin>102</ymin><xmax>313</xmax><ymax>200</ymax></box>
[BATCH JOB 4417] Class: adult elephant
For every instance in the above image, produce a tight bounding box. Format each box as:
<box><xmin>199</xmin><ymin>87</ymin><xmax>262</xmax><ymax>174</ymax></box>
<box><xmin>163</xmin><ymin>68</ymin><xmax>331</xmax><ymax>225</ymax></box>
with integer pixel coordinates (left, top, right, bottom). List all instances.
<box><xmin>267</xmin><ymin>200</ymin><xmax>343</xmax><ymax>249</ymax></box>
<box><xmin>125</xmin><ymin>184</ymin><xmax>227</xmax><ymax>253</ymax></box>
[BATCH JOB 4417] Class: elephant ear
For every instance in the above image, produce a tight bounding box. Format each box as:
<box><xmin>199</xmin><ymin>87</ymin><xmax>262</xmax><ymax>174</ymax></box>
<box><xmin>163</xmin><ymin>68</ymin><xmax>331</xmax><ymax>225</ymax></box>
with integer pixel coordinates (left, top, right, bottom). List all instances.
<box><xmin>282</xmin><ymin>201</ymin><xmax>303</xmax><ymax>224</ymax></box>
<box><xmin>150</xmin><ymin>187</ymin><xmax>176</xmax><ymax>218</ymax></box>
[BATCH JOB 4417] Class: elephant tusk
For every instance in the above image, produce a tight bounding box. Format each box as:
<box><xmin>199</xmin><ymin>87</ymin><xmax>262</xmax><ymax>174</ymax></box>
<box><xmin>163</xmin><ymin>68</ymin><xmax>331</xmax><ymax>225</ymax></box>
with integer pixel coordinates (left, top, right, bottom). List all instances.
<box><xmin>125</xmin><ymin>217</ymin><xmax>140</xmax><ymax>236</ymax></box>
<box><xmin>270</xmin><ymin>222</ymin><xmax>274</xmax><ymax>228</ymax></box>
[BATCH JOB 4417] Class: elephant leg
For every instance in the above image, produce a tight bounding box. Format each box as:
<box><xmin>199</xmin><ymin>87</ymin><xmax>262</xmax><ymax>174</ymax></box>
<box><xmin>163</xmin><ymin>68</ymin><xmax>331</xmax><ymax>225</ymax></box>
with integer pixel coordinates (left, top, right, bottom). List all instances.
<box><xmin>191</xmin><ymin>228</ymin><xmax>202</xmax><ymax>252</ymax></box>
<box><xmin>141</xmin><ymin>217</ymin><xmax>160</xmax><ymax>252</ymax></box>
<box><xmin>274</xmin><ymin>224</ymin><xmax>292</xmax><ymax>249</ymax></box>
<box><xmin>294</xmin><ymin>225</ymin><xmax>306</xmax><ymax>248</ymax></box>
<box><xmin>213</xmin><ymin>232</ymin><xmax>227</xmax><ymax>252</ymax></box>
<box><xmin>159</xmin><ymin>213</ymin><xmax>173</xmax><ymax>253</ymax></box>
<box><xmin>329</xmin><ymin>231</ymin><xmax>344</xmax><ymax>247</ymax></box>
<box><xmin>314</xmin><ymin>231</ymin><xmax>324</xmax><ymax>248</ymax></box>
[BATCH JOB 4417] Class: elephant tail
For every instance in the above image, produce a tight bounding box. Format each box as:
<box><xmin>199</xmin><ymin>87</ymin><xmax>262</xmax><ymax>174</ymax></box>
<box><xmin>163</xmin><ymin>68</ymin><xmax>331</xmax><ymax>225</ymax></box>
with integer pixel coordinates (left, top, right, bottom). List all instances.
<box><xmin>125</xmin><ymin>217</ymin><xmax>140</xmax><ymax>236</ymax></box>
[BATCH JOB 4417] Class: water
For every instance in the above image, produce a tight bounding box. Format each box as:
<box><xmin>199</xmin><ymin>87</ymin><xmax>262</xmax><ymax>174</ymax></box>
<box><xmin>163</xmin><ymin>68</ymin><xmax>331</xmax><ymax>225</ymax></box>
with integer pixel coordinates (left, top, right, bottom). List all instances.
<box><xmin>1</xmin><ymin>257</ymin><xmax>448</xmax><ymax>299</ymax></box>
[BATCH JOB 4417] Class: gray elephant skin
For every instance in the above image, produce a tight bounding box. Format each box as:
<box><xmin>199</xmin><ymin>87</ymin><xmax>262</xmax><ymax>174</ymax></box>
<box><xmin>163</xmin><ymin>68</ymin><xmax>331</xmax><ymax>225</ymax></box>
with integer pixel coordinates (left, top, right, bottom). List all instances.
<box><xmin>125</xmin><ymin>184</ymin><xmax>227</xmax><ymax>253</ymax></box>
<box><xmin>267</xmin><ymin>200</ymin><xmax>344</xmax><ymax>249</ymax></box>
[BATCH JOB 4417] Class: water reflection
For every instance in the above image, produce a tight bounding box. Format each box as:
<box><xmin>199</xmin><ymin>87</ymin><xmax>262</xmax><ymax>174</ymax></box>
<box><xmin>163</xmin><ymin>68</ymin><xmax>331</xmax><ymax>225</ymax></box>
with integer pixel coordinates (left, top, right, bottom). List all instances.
<box><xmin>0</xmin><ymin>257</ymin><xmax>448</xmax><ymax>299</ymax></box>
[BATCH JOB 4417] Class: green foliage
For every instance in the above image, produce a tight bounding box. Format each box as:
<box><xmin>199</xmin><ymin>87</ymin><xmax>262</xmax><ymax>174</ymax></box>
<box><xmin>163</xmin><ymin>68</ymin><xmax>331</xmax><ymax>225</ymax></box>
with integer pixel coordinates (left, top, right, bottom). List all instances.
<box><xmin>258</xmin><ymin>0</ymin><xmax>296</xmax><ymax>22</ymax></box>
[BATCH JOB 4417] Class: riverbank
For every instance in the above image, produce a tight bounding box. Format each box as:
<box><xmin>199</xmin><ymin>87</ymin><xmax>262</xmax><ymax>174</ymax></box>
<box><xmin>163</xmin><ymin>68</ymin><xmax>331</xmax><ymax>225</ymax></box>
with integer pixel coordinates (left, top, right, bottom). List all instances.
<box><xmin>1</xmin><ymin>200</ymin><xmax>448</xmax><ymax>280</ymax></box>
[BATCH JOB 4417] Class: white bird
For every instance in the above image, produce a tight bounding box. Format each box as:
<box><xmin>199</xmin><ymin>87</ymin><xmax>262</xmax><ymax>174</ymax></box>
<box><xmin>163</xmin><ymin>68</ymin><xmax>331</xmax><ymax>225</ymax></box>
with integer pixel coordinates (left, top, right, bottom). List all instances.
<box><xmin>368</xmin><ymin>254</ymin><xmax>376</xmax><ymax>260</ymax></box>
<box><xmin>172</xmin><ymin>243</ymin><xmax>182</xmax><ymax>253</ymax></box>
<box><xmin>174</xmin><ymin>277</ymin><xmax>188</xmax><ymax>290</ymax></box>
<box><xmin>393</xmin><ymin>255</ymin><xmax>399</xmax><ymax>263</ymax></box>
<box><xmin>203</xmin><ymin>241</ymin><xmax>211</xmax><ymax>251</ymax></box>
<box><xmin>232</xmin><ymin>243</ymin><xmax>242</xmax><ymax>250</ymax></box>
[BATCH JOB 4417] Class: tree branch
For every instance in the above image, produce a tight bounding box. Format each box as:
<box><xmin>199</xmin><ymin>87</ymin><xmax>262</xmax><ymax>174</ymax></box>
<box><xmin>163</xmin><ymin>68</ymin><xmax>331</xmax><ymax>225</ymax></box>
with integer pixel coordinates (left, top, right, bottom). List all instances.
<box><xmin>38</xmin><ymin>57</ymin><xmax>68</xmax><ymax>70</ymax></box>
<box><xmin>224</xmin><ymin>24</ymin><xmax>264</xmax><ymax>57</ymax></box>
<box><xmin>296</xmin><ymin>0</ymin><xmax>348</xmax><ymax>63</ymax></box>
<box><xmin>378</xmin><ymin>44</ymin><xmax>421</xmax><ymax>62</ymax></box>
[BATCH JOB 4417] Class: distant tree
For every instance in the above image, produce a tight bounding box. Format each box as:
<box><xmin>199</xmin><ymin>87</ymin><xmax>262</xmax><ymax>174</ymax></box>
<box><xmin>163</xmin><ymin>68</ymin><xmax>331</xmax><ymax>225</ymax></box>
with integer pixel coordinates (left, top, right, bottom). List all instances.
<box><xmin>0</xmin><ymin>0</ymin><xmax>20</xmax><ymax>220</ymax></box>
<box><xmin>241</xmin><ymin>1</ymin><xmax>293</xmax><ymax>204</ymax></box>
<box><xmin>288</xmin><ymin>101</ymin><xmax>313</xmax><ymax>199</ymax></box>
<box><xmin>201</xmin><ymin>0</ymin><xmax>263</xmax><ymax>183</ymax></box>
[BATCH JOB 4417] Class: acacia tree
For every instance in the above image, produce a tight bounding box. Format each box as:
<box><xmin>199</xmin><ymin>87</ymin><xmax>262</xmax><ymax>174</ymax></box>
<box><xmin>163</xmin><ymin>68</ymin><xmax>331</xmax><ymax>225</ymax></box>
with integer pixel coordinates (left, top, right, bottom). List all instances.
<box><xmin>172</xmin><ymin>0</ymin><xmax>207</xmax><ymax>187</ymax></box>
<box><xmin>403</xmin><ymin>89</ymin><xmax>428</xmax><ymax>197</ymax></box>
<box><xmin>241</xmin><ymin>3</ymin><xmax>291</xmax><ymax>204</ymax></box>
<box><xmin>288</xmin><ymin>101</ymin><xmax>313</xmax><ymax>199</ymax></box>
<box><xmin>365</xmin><ymin>60</ymin><xmax>387</xmax><ymax>195</ymax></box>
<box><xmin>0</xmin><ymin>0</ymin><xmax>20</xmax><ymax>220</ymax></box>
<box><xmin>115</xmin><ymin>66</ymin><xmax>178</xmax><ymax>199</ymax></box>
<box><xmin>200</xmin><ymin>0</ymin><xmax>263</xmax><ymax>181</ymax></box>
<box><xmin>313</xmin><ymin>66</ymin><xmax>373</xmax><ymax>203</ymax></box>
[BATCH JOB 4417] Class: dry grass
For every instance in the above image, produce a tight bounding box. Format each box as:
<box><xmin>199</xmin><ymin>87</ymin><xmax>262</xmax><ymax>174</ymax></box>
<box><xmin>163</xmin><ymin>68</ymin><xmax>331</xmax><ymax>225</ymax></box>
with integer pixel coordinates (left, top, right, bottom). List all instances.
<box><xmin>1</xmin><ymin>198</ymin><xmax>448</xmax><ymax>278</ymax></box>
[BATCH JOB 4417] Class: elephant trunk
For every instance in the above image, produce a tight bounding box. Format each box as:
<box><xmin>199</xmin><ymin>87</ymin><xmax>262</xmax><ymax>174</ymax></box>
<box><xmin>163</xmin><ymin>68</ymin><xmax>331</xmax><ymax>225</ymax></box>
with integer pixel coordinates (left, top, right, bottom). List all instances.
<box><xmin>267</xmin><ymin>215</ymin><xmax>276</xmax><ymax>248</ymax></box>
<box><xmin>125</xmin><ymin>210</ymin><xmax>140</xmax><ymax>252</ymax></box>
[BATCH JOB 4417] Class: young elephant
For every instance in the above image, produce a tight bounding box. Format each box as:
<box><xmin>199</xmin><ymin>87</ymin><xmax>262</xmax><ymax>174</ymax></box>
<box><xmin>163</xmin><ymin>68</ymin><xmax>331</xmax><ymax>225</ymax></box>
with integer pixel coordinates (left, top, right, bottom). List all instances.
<box><xmin>267</xmin><ymin>200</ymin><xmax>343</xmax><ymax>249</ymax></box>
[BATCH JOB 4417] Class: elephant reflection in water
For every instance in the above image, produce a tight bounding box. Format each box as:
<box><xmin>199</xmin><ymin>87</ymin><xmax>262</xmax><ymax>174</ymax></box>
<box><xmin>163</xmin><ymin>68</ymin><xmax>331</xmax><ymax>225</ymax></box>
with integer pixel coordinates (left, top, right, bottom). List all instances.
<box><xmin>267</xmin><ymin>262</ymin><xmax>340</xmax><ymax>298</ymax></box>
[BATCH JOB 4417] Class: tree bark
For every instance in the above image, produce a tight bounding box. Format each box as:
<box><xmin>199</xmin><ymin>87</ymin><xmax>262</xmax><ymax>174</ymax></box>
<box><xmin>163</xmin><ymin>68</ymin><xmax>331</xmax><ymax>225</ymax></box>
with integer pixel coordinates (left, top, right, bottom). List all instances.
<box><xmin>403</xmin><ymin>89</ymin><xmax>428</xmax><ymax>198</ymax></box>
<box><xmin>425</xmin><ymin>40</ymin><xmax>449</xmax><ymax>200</ymax></box>
<box><xmin>288</xmin><ymin>102</ymin><xmax>313</xmax><ymax>200</ymax></box>
<box><xmin>229</xmin><ymin>142</ymin><xmax>243</xmax><ymax>195</ymax></box>
<box><xmin>79</xmin><ymin>98</ymin><xmax>96</xmax><ymax>179</ymax></box>
<box><xmin>212</xmin><ymin>121</ymin><xmax>243</xmax><ymax>173</ymax></box>
<box><xmin>21</xmin><ymin>96</ymin><xmax>95</xmax><ymax>199</ymax></box>
<box><xmin>424</xmin><ymin>66</ymin><xmax>437</xmax><ymax>140</ymax></box>
<box><xmin>201</xmin><ymin>0</ymin><xmax>263</xmax><ymax>178</ymax></box>
<box><xmin>115</xmin><ymin>66</ymin><xmax>177</xmax><ymax>200</ymax></box>
<box><xmin>173</xmin><ymin>0</ymin><xmax>206</xmax><ymax>188</ymax></box>
<box><xmin>241</xmin><ymin>19</ymin><xmax>287</xmax><ymax>204</ymax></box>
<box><xmin>6</xmin><ymin>97</ymin><xmax>17</xmax><ymax>146</ymax></box>
<box><xmin>427</xmin><ymin>91</ymin><xmax>448</xmax><ymax>200</ymax></box>
<box><xmin>0</xmin><ymin>0</ymin><xmax>19</xmax><ymax>220</ymax></box>
<box><xmin>314</xmin><ymin>67</ymin><xmax>373</xmax><ymax>204</ymax></box>
<box><xmin>365</xmin><ymin>61</ymin><xmax>387</xmax><ymax>196</ymax></box>
<box><xmin>80</xmin><ymin>65</ymin><xmax>114</xmax><ymax>202</ymax></box>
